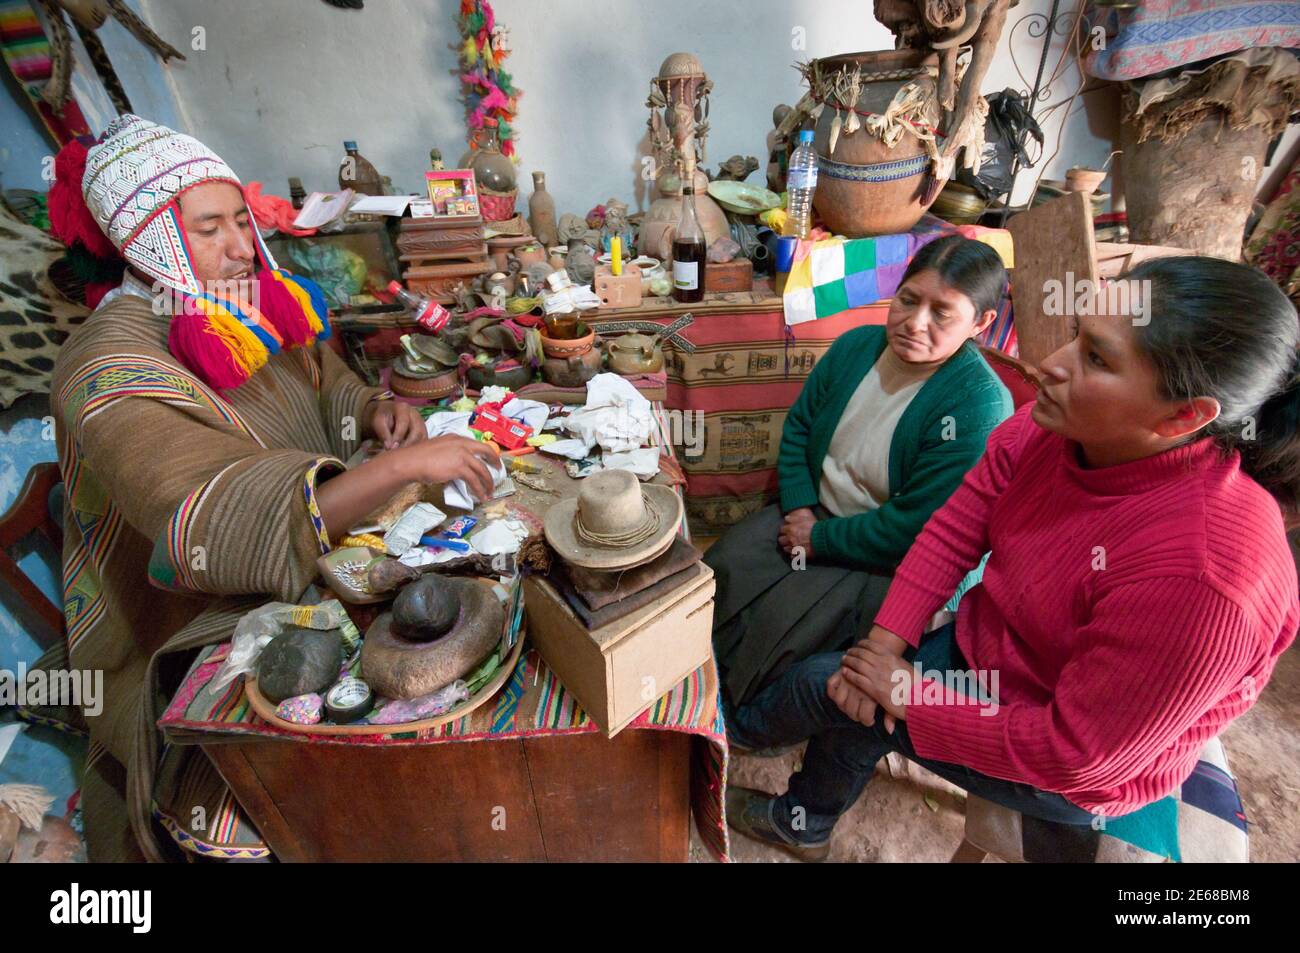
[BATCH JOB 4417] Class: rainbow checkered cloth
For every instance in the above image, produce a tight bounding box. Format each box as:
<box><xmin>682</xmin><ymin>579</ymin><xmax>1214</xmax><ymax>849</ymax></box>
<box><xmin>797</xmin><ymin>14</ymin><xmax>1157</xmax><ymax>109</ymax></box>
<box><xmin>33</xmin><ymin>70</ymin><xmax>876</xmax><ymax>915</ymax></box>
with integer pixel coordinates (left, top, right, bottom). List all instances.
<box><xmin>782</xmin><ymin>221</ymin><xmax>1015</xmax><ymax>327</ymax></box>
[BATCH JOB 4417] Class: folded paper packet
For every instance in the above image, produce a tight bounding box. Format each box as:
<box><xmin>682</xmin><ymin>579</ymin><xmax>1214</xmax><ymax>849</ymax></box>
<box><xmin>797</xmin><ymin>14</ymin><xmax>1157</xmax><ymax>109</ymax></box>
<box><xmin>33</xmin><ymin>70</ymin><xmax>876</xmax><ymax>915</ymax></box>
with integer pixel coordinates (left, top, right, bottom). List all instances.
<box><xmin>385</xmin><ymin>502</ymin><xmax>447</xmax><ymax>556</ymax></box>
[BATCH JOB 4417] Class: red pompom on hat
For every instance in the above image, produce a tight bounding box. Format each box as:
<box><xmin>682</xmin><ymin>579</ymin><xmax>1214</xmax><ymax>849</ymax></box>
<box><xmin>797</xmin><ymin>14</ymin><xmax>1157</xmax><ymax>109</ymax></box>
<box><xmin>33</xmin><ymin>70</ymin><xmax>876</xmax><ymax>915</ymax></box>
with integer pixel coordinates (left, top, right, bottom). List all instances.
<box><xmin>48</xmin><ymin>140</ymin><xmax>121</xmax><ymax>262</ymax></box>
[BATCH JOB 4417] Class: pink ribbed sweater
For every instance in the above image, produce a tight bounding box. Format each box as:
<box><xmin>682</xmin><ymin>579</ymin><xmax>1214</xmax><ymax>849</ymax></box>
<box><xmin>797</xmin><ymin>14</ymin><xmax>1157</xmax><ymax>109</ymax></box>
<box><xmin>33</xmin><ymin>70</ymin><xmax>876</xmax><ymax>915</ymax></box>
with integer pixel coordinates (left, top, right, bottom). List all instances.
<box><xmin>875</xmin><ymin>404</ymin><xmax>1298</xmax><ymax>817</ymax></box>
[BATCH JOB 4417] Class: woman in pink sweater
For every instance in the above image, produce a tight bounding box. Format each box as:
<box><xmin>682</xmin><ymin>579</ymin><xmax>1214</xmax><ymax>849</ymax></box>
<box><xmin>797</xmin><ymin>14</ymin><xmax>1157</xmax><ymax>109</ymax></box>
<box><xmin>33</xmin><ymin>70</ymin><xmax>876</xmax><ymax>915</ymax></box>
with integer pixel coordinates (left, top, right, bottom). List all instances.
<box><xmin>726</xmin><ymin>256</ymin><xmax>1300</xmax><ymax>861</ymax></box>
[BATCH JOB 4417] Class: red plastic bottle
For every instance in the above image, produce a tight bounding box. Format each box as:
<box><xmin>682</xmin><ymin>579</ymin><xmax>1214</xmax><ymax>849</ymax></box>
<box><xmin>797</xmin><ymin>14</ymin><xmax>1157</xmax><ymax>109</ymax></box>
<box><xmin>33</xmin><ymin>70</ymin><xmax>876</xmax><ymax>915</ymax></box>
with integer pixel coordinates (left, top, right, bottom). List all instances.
<box><xmin>387</xmin><ymin>280</ymin><xmax>452</xmax><ymax>334</ymax></box>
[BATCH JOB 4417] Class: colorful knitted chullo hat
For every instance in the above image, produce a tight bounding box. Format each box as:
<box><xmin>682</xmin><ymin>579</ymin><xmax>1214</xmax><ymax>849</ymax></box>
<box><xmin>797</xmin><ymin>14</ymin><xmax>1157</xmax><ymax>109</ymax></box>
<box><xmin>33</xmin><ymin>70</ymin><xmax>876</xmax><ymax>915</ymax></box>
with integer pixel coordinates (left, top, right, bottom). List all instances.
<box><xmin>55</xmin><ymin>114</ymin><xmax>330</xmax><ymax>391</ymax></box>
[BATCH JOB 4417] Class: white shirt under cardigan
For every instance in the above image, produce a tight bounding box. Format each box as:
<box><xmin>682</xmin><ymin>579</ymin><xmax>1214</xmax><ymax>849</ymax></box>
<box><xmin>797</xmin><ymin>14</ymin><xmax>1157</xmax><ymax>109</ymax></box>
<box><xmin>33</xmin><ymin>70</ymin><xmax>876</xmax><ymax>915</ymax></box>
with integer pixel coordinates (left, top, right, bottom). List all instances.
<box><xmin>817</xmin><ymin>349</ymin><xmax>937</xmax><ymax>517</ymax></box>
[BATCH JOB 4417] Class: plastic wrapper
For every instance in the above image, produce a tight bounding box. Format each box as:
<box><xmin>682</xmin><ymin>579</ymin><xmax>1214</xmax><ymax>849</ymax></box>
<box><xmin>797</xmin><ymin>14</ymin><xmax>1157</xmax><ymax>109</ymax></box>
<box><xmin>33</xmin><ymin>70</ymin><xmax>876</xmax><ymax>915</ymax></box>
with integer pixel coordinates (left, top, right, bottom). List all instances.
<box><xmin>367</xmin><ymin>679</ymin><xmax>470</xmax><ymax>725</ymax></box>
<box><xmin>212</xmin><ymin>600</ymin><xmax>352</xmax><ymax>691</ymax></box>
<box><xmin>282</xmin><ymin>240</ymin><xmax>369</xmax><ymax>309</ymax></box>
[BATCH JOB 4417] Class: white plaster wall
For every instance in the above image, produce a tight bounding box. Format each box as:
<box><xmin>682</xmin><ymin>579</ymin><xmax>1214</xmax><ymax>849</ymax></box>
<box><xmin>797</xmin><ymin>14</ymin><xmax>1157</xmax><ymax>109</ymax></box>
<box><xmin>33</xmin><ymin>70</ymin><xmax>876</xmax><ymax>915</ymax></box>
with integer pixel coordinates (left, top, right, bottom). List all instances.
<box><xmin>3</xmin><ymin>1</ymin><xmax>1294</xmax><ymax>220</ymax></box>
<box><xmin>129</xmin><ymin>0</ymin><xmax>1118</xmax><ymax>215</ymax></box>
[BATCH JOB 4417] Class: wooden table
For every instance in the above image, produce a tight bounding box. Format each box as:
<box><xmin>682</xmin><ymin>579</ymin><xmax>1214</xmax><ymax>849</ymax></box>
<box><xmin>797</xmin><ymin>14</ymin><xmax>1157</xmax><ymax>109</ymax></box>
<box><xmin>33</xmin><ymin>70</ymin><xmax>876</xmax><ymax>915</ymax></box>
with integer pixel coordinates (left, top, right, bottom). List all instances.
<box><xmin>200</xmin><ymin>728</ymin><xmax>691</xmax><ymax>862</ymax></box>
<box><xmin>178</xmin><ymin>454</ymin><xmax>702</xmax><ymax>863</ymax></box>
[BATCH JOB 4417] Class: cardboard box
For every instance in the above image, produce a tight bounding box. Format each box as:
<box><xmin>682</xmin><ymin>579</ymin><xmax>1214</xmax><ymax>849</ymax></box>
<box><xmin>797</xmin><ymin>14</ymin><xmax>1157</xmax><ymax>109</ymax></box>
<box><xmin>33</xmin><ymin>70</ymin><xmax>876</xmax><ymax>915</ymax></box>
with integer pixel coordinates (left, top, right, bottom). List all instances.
<box><xmin>524</xmin><ymin>561</ymin><xmax>715</xmax><ymax>737</ymax></box>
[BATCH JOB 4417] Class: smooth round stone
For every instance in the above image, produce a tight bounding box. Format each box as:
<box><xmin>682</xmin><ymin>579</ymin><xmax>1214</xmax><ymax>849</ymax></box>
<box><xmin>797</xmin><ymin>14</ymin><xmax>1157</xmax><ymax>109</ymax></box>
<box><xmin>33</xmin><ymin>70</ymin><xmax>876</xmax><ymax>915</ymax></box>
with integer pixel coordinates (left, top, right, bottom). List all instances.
<box><xmin>256</xmin><ymin>626</ymin><xmax>343</xmax><ymax>704</ymax></box>
<box><xmin>392</xmin><ymin>576</ymin><xmax>461</xmax><ymax>643</ymax></box>
<box><xmin>275</xmin><ymin>692</ymin><xmax>324</xmax><ymax>725</ymax></box>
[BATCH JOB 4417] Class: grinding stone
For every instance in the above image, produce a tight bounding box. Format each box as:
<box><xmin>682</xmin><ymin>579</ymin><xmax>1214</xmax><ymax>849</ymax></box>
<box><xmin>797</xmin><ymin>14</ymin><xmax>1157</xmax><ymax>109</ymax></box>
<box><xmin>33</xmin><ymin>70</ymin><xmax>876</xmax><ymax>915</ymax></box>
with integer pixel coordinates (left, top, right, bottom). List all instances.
<box><xmin>361</xmin><ymin>579</ymin><xmax>504</xmax><ymax>700</ymax></box>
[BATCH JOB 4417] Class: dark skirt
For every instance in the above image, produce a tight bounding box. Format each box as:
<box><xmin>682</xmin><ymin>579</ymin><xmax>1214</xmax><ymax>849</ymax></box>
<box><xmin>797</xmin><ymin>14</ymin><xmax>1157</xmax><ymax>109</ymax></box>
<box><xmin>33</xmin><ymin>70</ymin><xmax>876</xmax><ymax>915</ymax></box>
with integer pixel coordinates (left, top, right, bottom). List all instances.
<box><xmin>703</xmin><ymin>503</ymin><xmax>893</xmax><ymax>707</ymax></box>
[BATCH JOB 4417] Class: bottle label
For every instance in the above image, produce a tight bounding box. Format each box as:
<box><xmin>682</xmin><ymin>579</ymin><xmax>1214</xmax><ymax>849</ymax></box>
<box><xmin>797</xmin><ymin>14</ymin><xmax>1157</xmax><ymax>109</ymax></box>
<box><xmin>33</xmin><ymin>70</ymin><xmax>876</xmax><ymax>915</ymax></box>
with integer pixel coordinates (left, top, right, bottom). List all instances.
<box><xmin>673</xmin><ymin>260</ymin><xmax>699</xmax><ymax>291</ymax></box>
<box><xmin>416</xmin><ymin>302</ymin><xmax>451</xmax><ymax>333</ymax></box>
<box><xmin>787</xmin><ymin>164</ymin><xmax>818</xmax><ymax>191</ymax></box>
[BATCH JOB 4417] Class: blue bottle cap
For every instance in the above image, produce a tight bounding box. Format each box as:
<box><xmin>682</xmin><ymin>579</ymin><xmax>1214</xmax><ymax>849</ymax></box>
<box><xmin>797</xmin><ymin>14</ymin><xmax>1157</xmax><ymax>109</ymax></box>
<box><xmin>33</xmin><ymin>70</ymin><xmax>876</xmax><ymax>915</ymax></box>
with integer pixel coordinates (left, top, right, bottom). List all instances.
<box><xmin>799</xmin><ymin>129</ymin><xmax>814</xmax><ymax>144</ymax></box>
<box><xmin>343</xmin><ymin>140</ymin><xmax>358</xmax><ymax>151</ymax></box>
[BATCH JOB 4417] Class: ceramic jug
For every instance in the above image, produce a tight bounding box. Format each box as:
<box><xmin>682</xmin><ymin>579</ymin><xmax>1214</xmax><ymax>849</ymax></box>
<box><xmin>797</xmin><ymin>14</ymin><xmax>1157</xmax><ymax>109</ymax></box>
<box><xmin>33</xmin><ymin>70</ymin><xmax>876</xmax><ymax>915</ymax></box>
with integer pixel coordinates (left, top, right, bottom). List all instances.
<box><xmin>606</xmin><ymin>332</ymin><xmax>664</xmax><ymax>375</ymax></box>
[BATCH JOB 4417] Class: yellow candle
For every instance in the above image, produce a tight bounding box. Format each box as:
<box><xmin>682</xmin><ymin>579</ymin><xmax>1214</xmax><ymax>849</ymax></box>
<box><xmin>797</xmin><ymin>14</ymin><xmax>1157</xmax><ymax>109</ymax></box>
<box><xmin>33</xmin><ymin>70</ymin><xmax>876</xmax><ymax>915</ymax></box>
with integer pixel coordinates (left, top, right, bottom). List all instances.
<box><xmin>611</xmin><ymin>236</ymin><xmax>622</xmax><ymax>276</ymax></box>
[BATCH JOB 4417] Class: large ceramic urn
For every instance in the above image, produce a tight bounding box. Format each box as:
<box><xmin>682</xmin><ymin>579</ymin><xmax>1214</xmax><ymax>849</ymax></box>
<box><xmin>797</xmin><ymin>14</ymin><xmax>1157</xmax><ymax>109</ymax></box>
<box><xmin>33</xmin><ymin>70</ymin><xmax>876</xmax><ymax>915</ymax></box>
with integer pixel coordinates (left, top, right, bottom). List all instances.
<box><xmin>810</xmin><ymin>49</ymin><xmax>945</xmax><ymax>237</ymax></box>
<box><xmin>637</xmin><ymin>169</ymin><xmax>729</xmax><ymax>260</ymax></box>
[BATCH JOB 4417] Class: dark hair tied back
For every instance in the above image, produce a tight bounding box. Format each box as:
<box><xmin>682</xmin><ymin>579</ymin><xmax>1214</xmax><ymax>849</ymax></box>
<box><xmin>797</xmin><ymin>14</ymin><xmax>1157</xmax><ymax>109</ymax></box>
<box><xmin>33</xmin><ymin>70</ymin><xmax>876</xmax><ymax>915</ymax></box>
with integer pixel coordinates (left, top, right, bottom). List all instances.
<box><xmin>1126</xmin><ymin>256</ymin><xmax>1300</xmax><ymax>512</ymax></box>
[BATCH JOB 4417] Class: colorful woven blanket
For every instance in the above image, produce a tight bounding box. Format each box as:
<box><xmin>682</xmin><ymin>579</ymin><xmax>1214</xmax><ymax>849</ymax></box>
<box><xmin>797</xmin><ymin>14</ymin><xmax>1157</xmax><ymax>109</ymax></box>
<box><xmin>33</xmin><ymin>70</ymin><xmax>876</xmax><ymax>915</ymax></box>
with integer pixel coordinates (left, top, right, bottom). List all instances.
<box><xmin>782</xmin><ymin>218</ymin><xmax>1015</xmax><ymax>330</ymax></box>
<box><xmin>0</xmin><ymin>0</ymin><xmax>91</xmax><ymax>145</ymax></box>
<box><xmin>1085</xmin><ymin>0</ymin><xmax>1300</xmax><ymax>82</ymax></box>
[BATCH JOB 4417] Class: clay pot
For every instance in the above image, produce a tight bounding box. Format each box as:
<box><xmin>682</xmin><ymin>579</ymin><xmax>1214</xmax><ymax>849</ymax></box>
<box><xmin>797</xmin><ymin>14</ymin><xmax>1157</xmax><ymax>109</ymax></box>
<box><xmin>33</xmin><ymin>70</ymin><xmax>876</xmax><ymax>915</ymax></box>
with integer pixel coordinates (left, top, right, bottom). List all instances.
<box><xmin>542</xmin><ymin>347</ymin><xmax>604</xmax><ymax>388</ymax></box>
<box><xmin>606</xmin><ymin>333</ymin><xmax>664</xmax><ymax>375</ymax></box>
<box><xmin>540</xmin><ymin>325</ymin><xmax>596</xmax><ymax>359</ymax></box>
<box><xmin>1065</xmin><ymin>167</ymin><xmax>1107</xmax><ymax>195</ymax></box>
<box><xmin>638</xmin><ymin>189</ymin><xmax>730</xmax><ymax>259</ymax></box>
<box><xmin>466</xmin><ymin>360</ymin><xmax>532</xmax><ymax>392</ymax></box>
<box><xmin>528</xmin><ymin>172</ymin><xmax>559</xmax><ymax>246</ymax></box>
<box><xmin>391</xmin><ymin>367</ymin><xmax>459</xmax><ymax>400</ymax></box>
<box><xmin>811</xmin><ymin>49</ymin><xmax>944</xmax><ymax>237</ymax></box>
<box><xmin>515</xmin><ymin>243</ymin><xmax>547</xmax><ymax>269</ymax></box>
<box><xmin>467</xmin><ymin>128</ymin><xmax>517</xmax><ymax>192</ymax></box>
<box><xmin>487</xmin><ymin>234</ymin><xmax>533</xmax><ymax>273</ymax></box>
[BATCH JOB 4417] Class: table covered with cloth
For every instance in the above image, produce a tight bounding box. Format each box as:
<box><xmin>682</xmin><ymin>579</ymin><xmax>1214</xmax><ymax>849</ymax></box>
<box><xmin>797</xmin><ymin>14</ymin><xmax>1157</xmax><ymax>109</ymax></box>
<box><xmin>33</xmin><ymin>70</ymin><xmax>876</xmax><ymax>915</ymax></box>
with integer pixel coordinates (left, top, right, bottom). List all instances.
<box><xmin>157</xmin><ymin>639</ymin><xmax>732</xmax><ymax>861</ymax></box>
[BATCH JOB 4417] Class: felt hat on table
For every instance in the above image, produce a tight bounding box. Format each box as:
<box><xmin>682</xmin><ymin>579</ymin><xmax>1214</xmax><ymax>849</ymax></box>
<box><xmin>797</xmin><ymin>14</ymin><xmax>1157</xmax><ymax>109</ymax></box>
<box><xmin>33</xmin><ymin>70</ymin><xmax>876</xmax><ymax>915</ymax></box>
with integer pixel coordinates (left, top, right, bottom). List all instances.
<box><xmin>544</xmin><ymin>469</ymin><xmax>682</xmax><ymax>571</ymax></box>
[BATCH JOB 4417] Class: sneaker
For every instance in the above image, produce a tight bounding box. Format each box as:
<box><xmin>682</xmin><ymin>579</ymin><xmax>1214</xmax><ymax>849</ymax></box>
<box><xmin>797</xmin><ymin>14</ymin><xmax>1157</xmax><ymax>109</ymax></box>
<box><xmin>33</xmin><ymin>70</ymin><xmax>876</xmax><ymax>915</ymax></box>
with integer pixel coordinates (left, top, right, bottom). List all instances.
<box><xmin>725</xmin><ymin>786</ymin><xmax>831</xmax><ymax>862</ymax></box>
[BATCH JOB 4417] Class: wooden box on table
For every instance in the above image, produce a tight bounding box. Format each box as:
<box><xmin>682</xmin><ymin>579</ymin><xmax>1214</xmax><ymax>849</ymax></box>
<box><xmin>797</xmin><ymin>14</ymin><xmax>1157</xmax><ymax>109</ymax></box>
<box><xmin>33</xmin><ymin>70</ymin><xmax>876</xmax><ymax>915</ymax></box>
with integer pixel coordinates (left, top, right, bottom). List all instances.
<box><xmin>704</xmin><ymin>258</ymin><xmax>753</xmax><ymax>293</ymax></box>
<box><xmin>396</xmin><ymin>215</ymin><xmax>492</xmax><ymax>302</ymax></box>
<box><xmin>524</xmin><ymin>562</ymin><xmax>715</xmax><ymax>738</ymax></box>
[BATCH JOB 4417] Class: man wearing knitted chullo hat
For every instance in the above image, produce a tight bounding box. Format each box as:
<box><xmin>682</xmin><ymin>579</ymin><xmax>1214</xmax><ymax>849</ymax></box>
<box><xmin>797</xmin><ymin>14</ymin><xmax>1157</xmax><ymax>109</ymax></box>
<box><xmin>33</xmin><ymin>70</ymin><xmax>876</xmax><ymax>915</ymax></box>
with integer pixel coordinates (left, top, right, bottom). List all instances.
<box><xmin>45</xmin><ymin>115</ymin><xmax>498</xmax><ymax>860</ymax></box>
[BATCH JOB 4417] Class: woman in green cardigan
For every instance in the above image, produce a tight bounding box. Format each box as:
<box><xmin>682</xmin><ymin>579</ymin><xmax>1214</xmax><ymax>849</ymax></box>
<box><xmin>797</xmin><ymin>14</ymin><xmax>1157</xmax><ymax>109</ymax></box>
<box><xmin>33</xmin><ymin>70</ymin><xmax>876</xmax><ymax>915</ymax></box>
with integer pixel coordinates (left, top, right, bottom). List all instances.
<box><xmin>705</xmin><ymin>235</ymin><xmax>1013</xmax><ymax>707</ymax></box>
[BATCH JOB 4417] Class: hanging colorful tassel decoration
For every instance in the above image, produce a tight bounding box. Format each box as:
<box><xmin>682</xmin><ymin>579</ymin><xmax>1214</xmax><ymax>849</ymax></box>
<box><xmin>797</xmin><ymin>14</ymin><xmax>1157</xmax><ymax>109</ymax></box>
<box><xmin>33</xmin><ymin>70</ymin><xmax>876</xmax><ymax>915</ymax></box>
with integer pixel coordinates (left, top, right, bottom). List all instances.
<box><xmin>456</xmin><ymin>0</ymin><xmax>521</xmax><ymax>159</ymax></box>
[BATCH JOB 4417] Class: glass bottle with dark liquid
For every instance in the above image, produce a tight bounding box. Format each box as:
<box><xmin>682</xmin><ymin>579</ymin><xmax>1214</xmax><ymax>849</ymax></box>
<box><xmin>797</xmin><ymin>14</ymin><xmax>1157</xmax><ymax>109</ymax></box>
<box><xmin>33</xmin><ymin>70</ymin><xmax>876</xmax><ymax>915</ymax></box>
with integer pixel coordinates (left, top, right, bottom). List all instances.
<box><xmin>672</xmin><ymin>183</ymin><xmax>706</xmax><ymax>303</ymax></box>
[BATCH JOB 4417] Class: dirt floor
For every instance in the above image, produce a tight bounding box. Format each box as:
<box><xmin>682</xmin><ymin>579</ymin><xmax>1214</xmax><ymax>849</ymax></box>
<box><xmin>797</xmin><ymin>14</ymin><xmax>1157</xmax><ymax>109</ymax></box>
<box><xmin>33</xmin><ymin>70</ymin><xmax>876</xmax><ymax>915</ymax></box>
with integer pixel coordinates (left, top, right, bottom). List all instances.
<box><xmin>689</xmin><ymin>533</ymin><xmax>1300</xmax><ymax>863</ymax></box>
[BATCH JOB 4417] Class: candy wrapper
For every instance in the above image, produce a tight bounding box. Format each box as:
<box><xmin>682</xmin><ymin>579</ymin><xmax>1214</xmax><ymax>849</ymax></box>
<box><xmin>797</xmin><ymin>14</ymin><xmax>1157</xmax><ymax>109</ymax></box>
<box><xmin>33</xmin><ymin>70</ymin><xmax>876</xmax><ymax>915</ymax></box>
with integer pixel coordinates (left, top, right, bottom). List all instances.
<box><xmin>366</xmin><ymin>680</ymin><xmax>470</xmax><ymax>725</ymax></box>
<box><xmin>385</xmin><ymin>502</ymin><xmax>448</xmax><ymax>556</ymax></box>
<box><xmin>276</xmin><ymin>692</ymin><xmax>324</xmax><ymax>725</ymax></box>
<box><xmin>443</xmin><ymin>515</ymin><xmax>477</xmax><ymax>538</ymax></box>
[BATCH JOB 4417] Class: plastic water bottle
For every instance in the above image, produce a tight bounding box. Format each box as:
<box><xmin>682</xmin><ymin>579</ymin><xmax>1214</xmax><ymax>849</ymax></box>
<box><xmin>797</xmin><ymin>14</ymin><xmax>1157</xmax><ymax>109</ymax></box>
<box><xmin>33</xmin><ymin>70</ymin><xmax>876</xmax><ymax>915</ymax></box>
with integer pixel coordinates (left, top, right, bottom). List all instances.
<box><xmin>786</xmin><ymin>129</ymin><xmax>818</xmax><ymax>239</ymax></box>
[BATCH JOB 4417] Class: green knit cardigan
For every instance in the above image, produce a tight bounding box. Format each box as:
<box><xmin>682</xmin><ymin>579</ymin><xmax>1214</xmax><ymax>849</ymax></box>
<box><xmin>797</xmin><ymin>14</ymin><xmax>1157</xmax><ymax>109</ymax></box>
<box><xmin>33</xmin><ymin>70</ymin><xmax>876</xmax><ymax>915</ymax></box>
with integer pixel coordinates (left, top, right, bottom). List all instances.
<box><xmin>777</xmin><ymin>325</ymin><xmax>1012</xmax><ymax>570</ymax></box>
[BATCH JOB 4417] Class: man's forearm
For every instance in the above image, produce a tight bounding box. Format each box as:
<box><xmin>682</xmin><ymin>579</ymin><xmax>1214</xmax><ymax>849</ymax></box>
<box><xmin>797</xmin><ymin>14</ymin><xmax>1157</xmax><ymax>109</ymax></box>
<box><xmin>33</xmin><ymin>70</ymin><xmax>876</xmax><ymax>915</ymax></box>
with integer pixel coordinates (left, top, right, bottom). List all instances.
<box><xmin>316</xmin><ymin>448</ymin><xmax>421</xmax><ymax>540</ymax></box>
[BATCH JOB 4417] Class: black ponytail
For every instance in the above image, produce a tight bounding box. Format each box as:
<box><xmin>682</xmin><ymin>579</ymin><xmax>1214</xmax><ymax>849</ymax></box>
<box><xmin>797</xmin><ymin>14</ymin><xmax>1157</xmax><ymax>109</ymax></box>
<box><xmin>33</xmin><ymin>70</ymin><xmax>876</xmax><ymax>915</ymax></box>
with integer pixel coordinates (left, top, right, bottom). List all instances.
<box><xmin>1248</xmin><ymin>356</ymin><xmax>1300</xmax><ymax>506</ymax></box>
<box><xmin>1125</xmin><ymin>256</ymin><xmax>1300</xmax><ymax>512</ymax></box>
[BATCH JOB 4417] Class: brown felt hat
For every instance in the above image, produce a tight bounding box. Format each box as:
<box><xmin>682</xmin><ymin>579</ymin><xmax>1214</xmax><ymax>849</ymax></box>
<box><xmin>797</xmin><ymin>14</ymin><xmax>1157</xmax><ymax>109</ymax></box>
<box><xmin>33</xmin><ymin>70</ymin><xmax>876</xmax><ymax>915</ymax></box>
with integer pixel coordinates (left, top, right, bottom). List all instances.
<box><xmin>544</xmin><ymin>469</ymin><xmax>681</xmax><ymax>571</ymax></box>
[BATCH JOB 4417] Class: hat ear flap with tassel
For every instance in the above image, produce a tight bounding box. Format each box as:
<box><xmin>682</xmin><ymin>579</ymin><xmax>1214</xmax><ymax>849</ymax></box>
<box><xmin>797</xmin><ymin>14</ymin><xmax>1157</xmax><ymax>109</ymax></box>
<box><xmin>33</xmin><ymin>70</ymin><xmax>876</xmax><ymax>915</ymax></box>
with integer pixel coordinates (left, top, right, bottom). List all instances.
<box><xmin>244</xmin><ymin>203</ymin><xmax>332</xmax><ymax>348</ymax></box>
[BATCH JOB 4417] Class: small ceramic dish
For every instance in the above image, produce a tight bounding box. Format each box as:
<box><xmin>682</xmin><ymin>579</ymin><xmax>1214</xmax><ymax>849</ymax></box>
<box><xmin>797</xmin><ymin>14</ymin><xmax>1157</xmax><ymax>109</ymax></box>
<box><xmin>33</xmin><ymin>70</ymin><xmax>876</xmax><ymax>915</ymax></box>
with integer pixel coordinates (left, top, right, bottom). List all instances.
<box><xmin>706</xmin><ymin>180</ymin><xmax>781</xmax><ymax>215</ymax></box>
